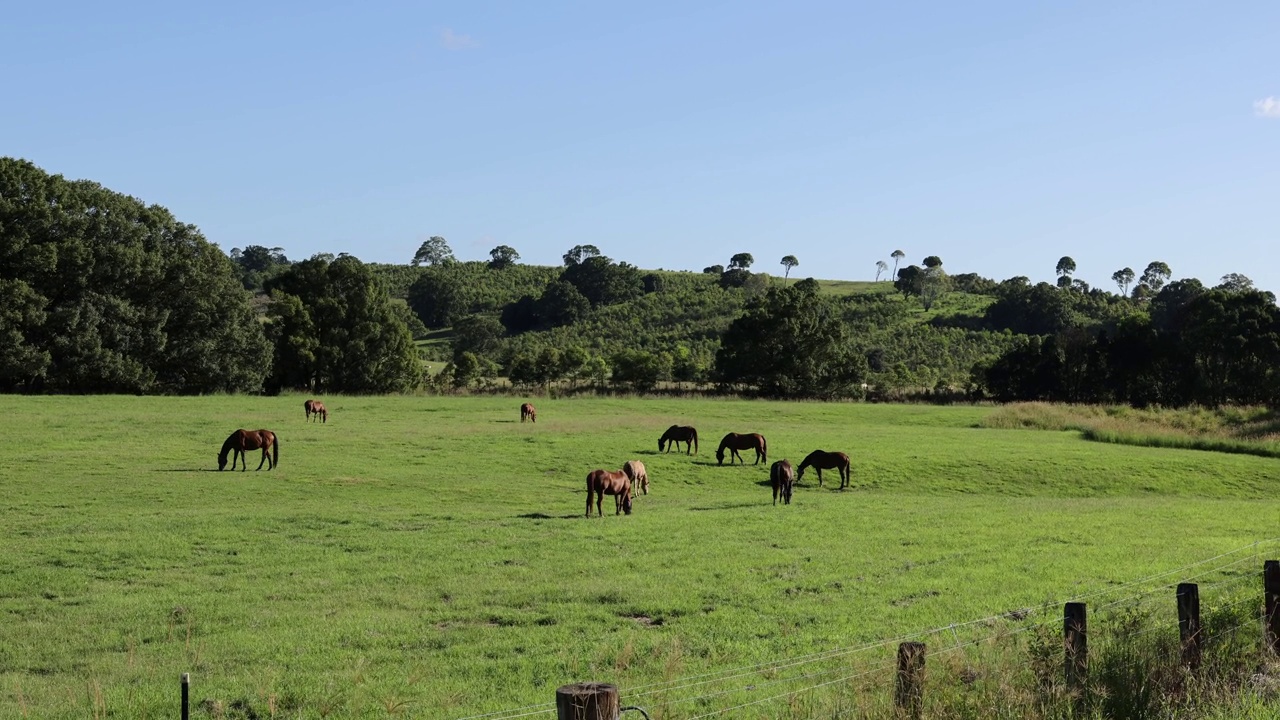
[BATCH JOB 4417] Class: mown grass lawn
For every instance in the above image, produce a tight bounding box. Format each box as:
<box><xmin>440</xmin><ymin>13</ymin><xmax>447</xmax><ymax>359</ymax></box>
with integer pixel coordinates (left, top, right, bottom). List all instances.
<box><xmin>1</xmin><ymin>395</ymin><xmax>1276</xmax><ymax>718</ymax></box>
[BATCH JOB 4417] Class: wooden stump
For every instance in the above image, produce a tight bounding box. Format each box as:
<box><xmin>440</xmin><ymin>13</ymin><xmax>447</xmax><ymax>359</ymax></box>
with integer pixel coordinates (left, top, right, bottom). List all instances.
<box><xmin>556</xmin><ymin>682</ymin><xmax>619</xmax><ymax>720</ymax></box>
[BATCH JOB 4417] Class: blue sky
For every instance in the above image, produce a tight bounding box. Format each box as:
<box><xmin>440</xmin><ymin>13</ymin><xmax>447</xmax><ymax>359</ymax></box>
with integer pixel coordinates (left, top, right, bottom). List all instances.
<box><xmin>4</xmin><ymin>1</ymin><xmax>1278</xmax><ymax>293</ymax></box>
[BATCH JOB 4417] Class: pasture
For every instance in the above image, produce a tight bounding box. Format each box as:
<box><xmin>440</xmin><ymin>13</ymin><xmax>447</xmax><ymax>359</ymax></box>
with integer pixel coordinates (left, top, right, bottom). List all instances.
<box><xmin>0</xmin><ymin>395</ymin><xmax>1276</xmax><ymax>719</ymax></box>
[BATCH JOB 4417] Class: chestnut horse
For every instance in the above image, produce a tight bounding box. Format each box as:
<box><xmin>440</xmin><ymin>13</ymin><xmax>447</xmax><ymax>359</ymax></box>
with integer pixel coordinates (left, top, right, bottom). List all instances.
<box><xmin>797</xmin><ymin>450</ymin><xmax>851</xmax><ymax>489</ymax></box>
<box><xmin>585</xmin><ymin>469</ymin><xmax>633</xmax><ymax>516</ymax></box>
<box><xmin>658</xmin><ymin>425</ymin><xmax>698</xmax><ymax>455</ymax></box>
<box><xmin>218</xmin><ymin>429</ymin><xmax>279</xmax><ymax>471</ymax></box>
<box><xmin>304</xmin><ymin>399</ymin><xmax>327</xmax><ymax>423</ymax></box>
<box><xmin>623</xmin><ymin>460</ymin><xmax>649</xmax><ymax>495</ymax></box>
<box><xmin>771</xmin><ymin>459</ymin><xmax>795</xmax><ymax>506</ymax></box>
<box><xmin>716</xmin><ymin>432</ymin><xmax>767</xmax><ymax>466</ymax></box>
<box><xmin>521</xmin><ymin>403</ymin><xmax>537</xmax><ymax>423</ymax></box>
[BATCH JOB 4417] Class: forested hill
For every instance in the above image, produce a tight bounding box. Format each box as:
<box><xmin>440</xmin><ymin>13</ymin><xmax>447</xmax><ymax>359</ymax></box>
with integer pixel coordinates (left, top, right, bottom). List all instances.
<box><xmin>5</xmin><ymin>158</ymin><xmax>1278</xmax><ymax>405</ymax></box>
<box><xmin>359</xmin><ymin>240</ymin><xmax>1278</xmax><ymax>406</ymax></box>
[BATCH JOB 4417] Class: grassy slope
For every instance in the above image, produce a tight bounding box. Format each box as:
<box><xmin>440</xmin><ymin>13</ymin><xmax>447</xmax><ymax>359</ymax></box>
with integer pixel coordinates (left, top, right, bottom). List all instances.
<box><xmin>1</xmin><ymin>396</ymin><xmax>1275</xmax><ymax>718</ymax></box>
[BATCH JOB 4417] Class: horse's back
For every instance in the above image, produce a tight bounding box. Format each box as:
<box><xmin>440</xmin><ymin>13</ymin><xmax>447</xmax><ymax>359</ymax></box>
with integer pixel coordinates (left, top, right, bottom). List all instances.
<box><xmin>623</xmin><ymin>460</ymin><xmax>646</xmax><ymax>480</ymax></box>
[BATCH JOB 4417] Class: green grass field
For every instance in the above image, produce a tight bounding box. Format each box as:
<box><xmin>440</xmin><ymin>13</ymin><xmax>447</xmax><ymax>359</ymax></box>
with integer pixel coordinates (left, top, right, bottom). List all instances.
<box><xmin>1</xmin><ymin>396</ymin><xmax>1277</xmax><ymax>719</ymax></box>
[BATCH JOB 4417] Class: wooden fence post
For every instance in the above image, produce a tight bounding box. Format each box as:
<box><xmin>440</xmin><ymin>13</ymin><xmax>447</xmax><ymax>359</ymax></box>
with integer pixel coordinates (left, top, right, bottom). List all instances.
<box><xmin>556</xmin><ymin>682</ymin><xmax>619</xmax><ymax>720</ymax></box>
<box><xmin>181</xmin><ymin>673</ymin><xmax>190</xmax><ymax>720</ymax></box>
<box><xmin>1266</xmin><ymin>560</ymin><xmax>1280</xmax><ymax>655</ymax></box>
<box><xmin>895</xmin><ymin>641</ymin><xmax>926</xmax><ymax>720</ymax></box>
<box><xmin>1177</xmin><ymin>583</ymin><xmax>1201</xmax><ymax>670</ymax></box>
<box><xmin>1064</xmin><ymin>602</ymin><xmax>1087</xmax><ymax>699</ymax></box>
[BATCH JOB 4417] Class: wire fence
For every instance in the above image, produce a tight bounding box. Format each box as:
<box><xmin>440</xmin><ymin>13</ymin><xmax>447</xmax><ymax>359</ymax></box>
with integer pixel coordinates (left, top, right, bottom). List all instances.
<box><xmin>457</xmin><ymin>539</ymin><xmax>1280</xmax><ymax>720</ymax></box>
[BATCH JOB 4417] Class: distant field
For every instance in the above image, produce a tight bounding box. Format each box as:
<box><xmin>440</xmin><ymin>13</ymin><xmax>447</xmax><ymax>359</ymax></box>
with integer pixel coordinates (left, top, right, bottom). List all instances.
<box><xmin>1</xmin><ymin>396</ymin><xmax>1276</xmax><ymax>718</ymax></box>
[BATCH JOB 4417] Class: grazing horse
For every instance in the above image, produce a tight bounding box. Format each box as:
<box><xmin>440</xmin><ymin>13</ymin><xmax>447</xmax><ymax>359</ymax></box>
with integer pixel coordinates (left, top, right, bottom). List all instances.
<box><xmin>716</xmin><ymin>432</ymin><xmax>767</xmax><ymax>466</ymax></box>
<box><xmin>585</xmin><ymin>469</ymin><xmax>633</xmax><ymax>517</ymax></box>
<box><xmin>797</xmin><ymin>450</ymin><xmax>851</xmax><ymax>489</ymax></box>
<box><xmin>304</xmin><ymin>399</ymin><xmax>327</xmax><ymax>423</ymax></box>
<box><xmin>771</xmin><ymin>459</ymin><xmax>795</xmax><ymax>506</ymax></box>
<box><xmin>521</xmin><ymin>403</ymin><xmax>537</xmax><ymax>423</ymax></box>
<box><xmin>218</xmin><ymin>429</ymin><xmax>279</xmax><ymax>471</ymax></box>
<box><xmin>658</xmin><ymin>425</ymin><xmax>698</xmax><ymax>455</ymax></box>
<box><xmin>623</xmin><ymin>460</ymin><xmax>649</xmax><ymax>495</ymax></box>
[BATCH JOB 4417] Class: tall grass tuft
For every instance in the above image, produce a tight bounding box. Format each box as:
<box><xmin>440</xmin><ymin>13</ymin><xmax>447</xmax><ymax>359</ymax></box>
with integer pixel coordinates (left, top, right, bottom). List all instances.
<box><xmin>981</xmin><ymin>403</ymin><xmax>1280</xmax><ymax>458</ymax></box>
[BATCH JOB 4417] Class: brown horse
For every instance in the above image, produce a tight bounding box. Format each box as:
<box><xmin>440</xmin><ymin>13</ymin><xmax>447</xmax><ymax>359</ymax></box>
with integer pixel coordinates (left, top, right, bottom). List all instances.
<box><xmin>218</xmin><ymin>429</ymin><xmax>279</xmax><ymax>471</ymax></box>
<box><xmin>623</xmin><ymin>460</ymin><xmax>649</xmax><ymax>495</ymax></box>
<box><xmin>304</xmin><ymin>399</ymin><xmax>327</xmax><ymax>423</ymax></box>
<box><xmin>716</xmin><ymin>432</ymin><xmax>767</xmax><ymax>465</ymax></box>
<box><xmin>797</xmin><ymin>450</ymin><xmax>851</xmax><ymax>489</ymax></box>
<box><xmin>658</xmin><ymin>425</ymin><xmax>698</xmax><ymax>454</ymax></box>
<box><xmin>585</xmin><ymin>469</ymin><xmax>633</xmax><ymax>516</ymax></box>
<box><xmin>521</xmin><ymin>402</ymin><xmax>537</xmax><ymax>423</ymax></box>
<box><xmin>771</xmin><ymin>459</ymin><xmax>795</xmax><ymax>505</ymax></box>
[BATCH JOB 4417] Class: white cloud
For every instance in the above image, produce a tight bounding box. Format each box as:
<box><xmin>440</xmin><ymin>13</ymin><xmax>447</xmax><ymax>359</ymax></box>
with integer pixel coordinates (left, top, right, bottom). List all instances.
<box><xmin>1255</xmin><ymin>97</ymin><xmax>1280</xmax><ymax>118</ymax></box>
<box><xmin>440</xmin><ymin>28</ymin><xmax>477</xmax><ymax>50</ymax></box>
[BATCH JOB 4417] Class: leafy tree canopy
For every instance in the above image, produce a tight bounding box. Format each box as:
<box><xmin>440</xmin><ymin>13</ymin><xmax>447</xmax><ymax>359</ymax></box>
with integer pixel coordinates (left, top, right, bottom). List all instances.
<box><xmin>715</xmin><ymin>285</ymin><xmax>864</xmax><ymax>398</ymax></box>
<box><xmin>411</xmin><ymin>236</ymin><xmax>455</xmax><ymax>267</ymax></box>
<box><xmin>0</xmin><ymin>157</ymin><xmax>270</xmax><ymax>393</ymax></box>
<box><xmin>488</xmin><ymin>245</ymin><xmax>520</xmax><ymax>270</ymax></box>
<box><xmin>265</xmin><ymin>254</ymin><xmax>420</xmax><ymax>393</ymax></box>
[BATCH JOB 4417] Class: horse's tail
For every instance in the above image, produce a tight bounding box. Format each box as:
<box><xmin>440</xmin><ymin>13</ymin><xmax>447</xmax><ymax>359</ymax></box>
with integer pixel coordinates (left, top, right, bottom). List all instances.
<box><xmin>273</xmin><ymin>434</ymin><xmax>280</xmax><ymax>468</ymax></box>
<box><xmin>692</xmin><ymin>428</ymin><xmax>698</xmax><ymax>454</ymax></box>
<box><xmin>760</xmin><ymin>435</ymin><xmax>767</xmax><ymax>462</ymax></box>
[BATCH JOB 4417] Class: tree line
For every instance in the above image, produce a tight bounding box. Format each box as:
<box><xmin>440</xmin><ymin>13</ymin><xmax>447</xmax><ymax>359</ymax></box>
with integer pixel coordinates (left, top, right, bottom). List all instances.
<box><xmin>5</xmin><ymin>158</ymin><xmax>1276</xmax><ymax>406</ymax></box>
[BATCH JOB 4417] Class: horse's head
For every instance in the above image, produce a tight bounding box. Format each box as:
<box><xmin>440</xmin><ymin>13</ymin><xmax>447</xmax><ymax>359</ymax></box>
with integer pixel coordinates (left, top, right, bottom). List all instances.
<box><xmin>658</xmin><ymin>437</ymin><xmax>665</xmax><ymax>452</ymax></box>
<box><xmin>716</xmin><ymin>448</ymin><xmax>725</xmax><ymax>465</ymax></box>
<box><xmin>796</xmin><ymin>466</ymin><xmax>805</xmax><ymax>481</ymax></box>
<box><xmin>218</xmin><ymin>454</ymin><xmax>227</xmax><ymax>471</ymax></box>
<box><xmin>623</xmin><ymin>493</ymin><xmax>633</xmax><ymax>515</ymax></box>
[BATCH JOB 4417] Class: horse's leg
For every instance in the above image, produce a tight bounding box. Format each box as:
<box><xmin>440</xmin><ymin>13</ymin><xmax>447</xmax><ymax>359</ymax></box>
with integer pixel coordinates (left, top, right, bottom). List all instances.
<box><xmin>256</xmin><ymin>448</ymin><xmax>267</xmax><ymax>470</ymax></box>
<box><xmin>817</xmin><ymin>468</ymin><xmax>823</xmax><ymax>487</ymax></box>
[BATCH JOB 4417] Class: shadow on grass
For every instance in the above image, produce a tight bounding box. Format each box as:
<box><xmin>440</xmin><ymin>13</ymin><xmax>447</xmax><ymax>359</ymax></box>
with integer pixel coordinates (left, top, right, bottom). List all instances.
<box><xmin>514</xmin><ymin>512</ymin><xmax>580</xmax><ymax>520</ymax></box>
<box><xmin>159</xmin><ymin>468</ymin><xmax>221</xmax><ymax>472</ymax></box>
<box><xmin>690</xmin><ymin>502</ymin><xmax>767</xmax><ymax>511</ymax></box>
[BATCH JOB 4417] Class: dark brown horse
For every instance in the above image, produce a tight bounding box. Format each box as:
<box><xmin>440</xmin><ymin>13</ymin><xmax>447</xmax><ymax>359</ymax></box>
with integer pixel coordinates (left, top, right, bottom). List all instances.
<box><xmin>658</xmin><ymin>425</ymin><xmax>698</xmax><ymax>454</ymax></box>
<box><xmin>304</xmin><ymin>399</ymin><xmax>327</xmax><ymax>423</ymax></box>
<box><xmin>771</xmin><ymin>459</ymin><xmax>795</xmax><ymax>505</ymax></box>
<box><xmin>585</xmin><ymin>468</ymin><xmax>633</xmax><ymax>516</ymax></box>
<box><xmin>623</xmin><ymin>460</ymin><xmax>649</xmax><ymax>495</ymax></box>
<box><xmin>218</xmin><ymin>429</ymin><xmax>279</xmax><ymax>471</ymax></box>
<box><xmin>716</xmin><ymin>432</ymin><xmax>767</xmax><ymax>465</ymax></box>
<box><xmin>521</xmin><ymin>402</ymin><xmax>537</xmax><ymax>423</ymax></box>
<box><xmin>797</xmin><ymin>450</ymin><xmax>851</xmax><ymax>489</ymax></box>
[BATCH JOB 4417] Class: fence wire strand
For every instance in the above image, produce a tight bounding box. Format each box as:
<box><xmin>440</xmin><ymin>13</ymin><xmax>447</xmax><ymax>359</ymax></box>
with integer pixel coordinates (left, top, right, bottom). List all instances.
<box><xmin>461</xmin><ymin>539</ymin><xmax>1277</xmax><ymax>720</ymax></box>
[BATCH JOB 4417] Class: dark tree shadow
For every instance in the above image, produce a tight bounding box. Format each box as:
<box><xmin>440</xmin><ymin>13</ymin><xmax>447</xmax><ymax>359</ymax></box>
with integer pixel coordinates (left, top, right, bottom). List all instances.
<box><xmin>514</xmin><ymin>512</ymin><xmax>579</xmax><ymax>520</ymax></box>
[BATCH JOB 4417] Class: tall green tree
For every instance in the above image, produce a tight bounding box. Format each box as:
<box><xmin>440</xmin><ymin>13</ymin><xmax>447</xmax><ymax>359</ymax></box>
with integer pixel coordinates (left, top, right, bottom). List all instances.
<box><xmin>715</xmin><ymin>283</ymin><xmax>863</xmax><ymax>398</ymax></box>
<box><xmin>875</xmin><ymin>260</ymin><xmax>889</xmax><ymax>281</ymax></box>
<box><xmin>780</xmin><ymin>255</ymin><xmax>799</xmax><ymax>284</ymax></box>
<box><xmin>411</xmin><ymin>236</ymin><xmax>455</xmax><ymax>267</ymax></box>
<box><xmin>1111</xmin><ymin>267</ymin><xmax>1135</xmax><ymax>296</ymax></box>
<box><xmin>488</xmin><ymin>245</ymin><xmax>520</xmax><ymax>269</ymax></box>
<box><xmin>562</xmin><ymin>244</ymin><xmax>602</xmax><ymax>266</ymax></box>
<box><xmin>0</xmin><ymin>157</ymin><xmax>270</xmax><ymax>393</ymax></box>
<box><xmin>891</xmin><ymin>249</ymin><xmax>905</xmax><ymax>277</ymax></box>
<box><xmin>265</xmin><ymin>254</ymin><xmax>420</xmax><ymax>393</ymax></box>
<box><xmin>729</xmin><ymin>253</ymin><xmax>755</xmax><ymax>270</ymax></box>
<box><xmin>1055</xmin><ymin>256</ymin><xmax>1076</xmax><ymax>279</ymax></box>
<box><xmin>560</xmin><ymin>255</ymin><xmax>642</xmax><ymax>307</ymax></box>
<box><xmin>229</xmin><ymin>245</ymin><xmax>291</xmax><ymax>291</ymax></box>
<box><xmin>1139</xmin><ymin>261</ymin><xmax>1172</xmax><ymax>294</ymax></box>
